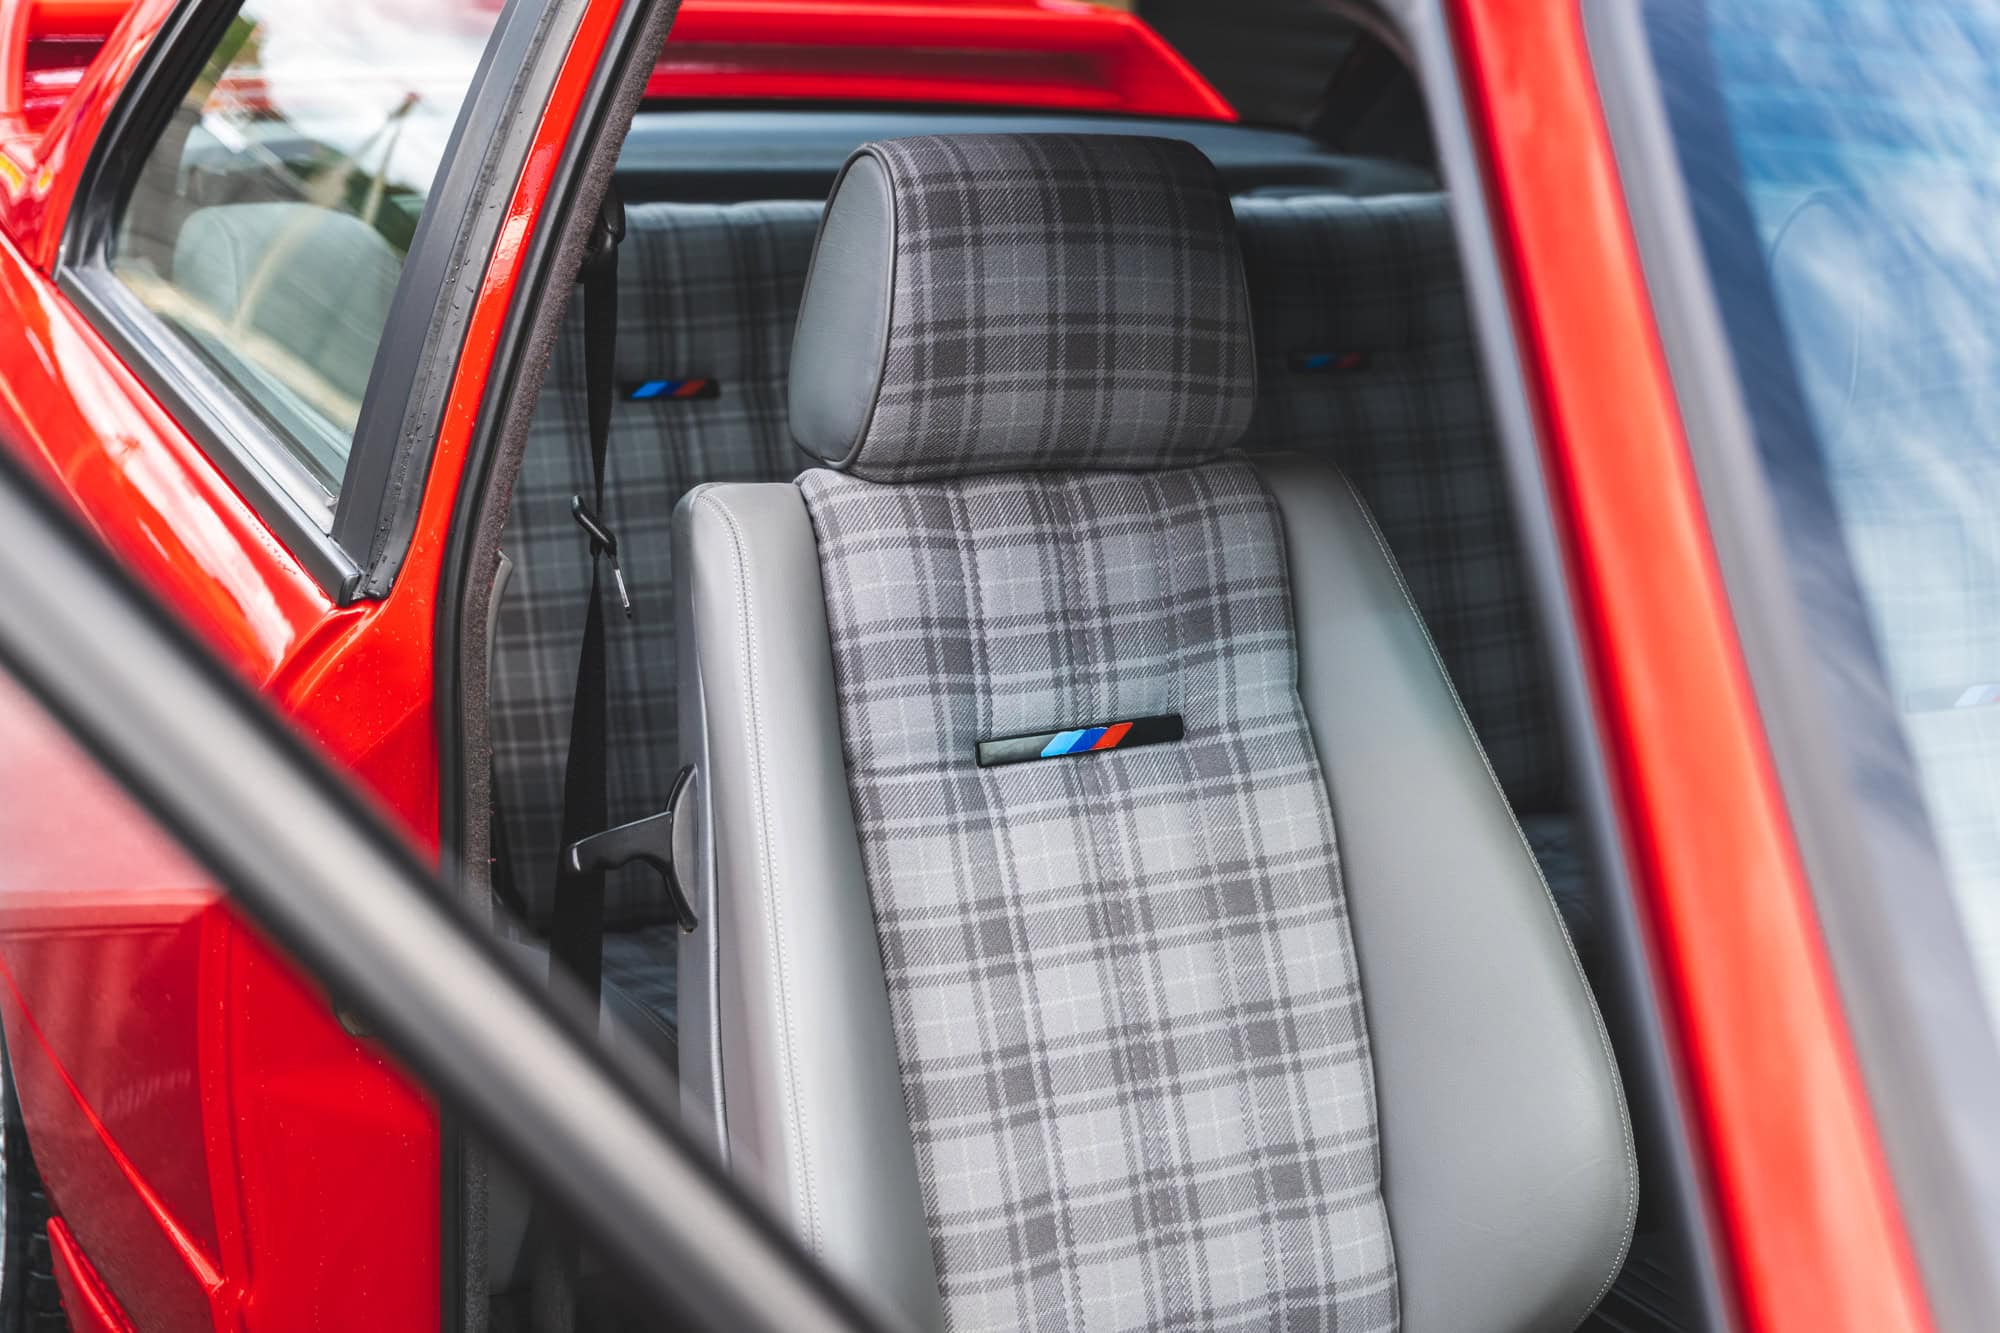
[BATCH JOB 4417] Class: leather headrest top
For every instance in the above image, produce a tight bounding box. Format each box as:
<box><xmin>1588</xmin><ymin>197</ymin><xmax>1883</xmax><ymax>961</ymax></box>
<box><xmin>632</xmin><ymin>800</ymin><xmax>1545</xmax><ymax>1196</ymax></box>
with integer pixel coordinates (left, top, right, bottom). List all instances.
<box><xmin>788</xmin><ymin>133</ymin><xmax>1256</xmax><ymax>481</ymax></box>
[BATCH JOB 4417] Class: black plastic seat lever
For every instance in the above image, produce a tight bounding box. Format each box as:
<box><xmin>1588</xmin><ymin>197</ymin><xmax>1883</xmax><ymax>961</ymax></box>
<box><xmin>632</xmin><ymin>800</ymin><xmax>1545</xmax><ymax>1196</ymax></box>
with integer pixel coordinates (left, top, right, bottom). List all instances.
<box><xmin>563</xmin><ymin>764</ymin><xmax>699</xmax><ymax>932</ymax></box>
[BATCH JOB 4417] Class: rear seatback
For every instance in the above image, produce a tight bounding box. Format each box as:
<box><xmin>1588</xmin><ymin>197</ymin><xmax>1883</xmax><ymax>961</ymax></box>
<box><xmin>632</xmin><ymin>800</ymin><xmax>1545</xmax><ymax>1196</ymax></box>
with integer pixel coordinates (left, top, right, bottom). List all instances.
<box><xmin>1231</xmin><ymin>193</ymin><xmax>1569</xmax><ymax>816</ymax></box>
<box><xmin>1232</xmin><ymin>195</ymin><xmax>1595</xmax><ymax>969</ymax></box>
<box><xmin>491</xmin><ymin>200</ymin><xmax>822</xmax><ymax>922</ymax></box>
<box><xmin>490</xmin><ymin>186</ymin><xmax>1591</xmax><ymax>962</ymax></box>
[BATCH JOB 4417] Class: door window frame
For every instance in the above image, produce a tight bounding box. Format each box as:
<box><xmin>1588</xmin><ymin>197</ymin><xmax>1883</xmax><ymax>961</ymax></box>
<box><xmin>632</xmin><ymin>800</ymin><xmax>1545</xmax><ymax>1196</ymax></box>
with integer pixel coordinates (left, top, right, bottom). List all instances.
<box><xmin>1385</xmin><ymin>0</ymin><xmax>1735</xmax><ymax>1323</ymax></box>
<box><xmin>55</xmin><ymin>0</ymin><xmax>587</xmax><ymax>604</ymax></box>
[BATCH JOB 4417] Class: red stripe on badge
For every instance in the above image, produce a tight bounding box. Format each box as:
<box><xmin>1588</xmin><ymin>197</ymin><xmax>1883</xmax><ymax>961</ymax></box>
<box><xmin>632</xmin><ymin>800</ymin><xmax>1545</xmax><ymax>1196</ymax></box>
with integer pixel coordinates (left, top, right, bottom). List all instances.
<box><xmin>1092</xmin><ymin>722</ymin><xmax>1135</xmax><ymax>750</ymax></box>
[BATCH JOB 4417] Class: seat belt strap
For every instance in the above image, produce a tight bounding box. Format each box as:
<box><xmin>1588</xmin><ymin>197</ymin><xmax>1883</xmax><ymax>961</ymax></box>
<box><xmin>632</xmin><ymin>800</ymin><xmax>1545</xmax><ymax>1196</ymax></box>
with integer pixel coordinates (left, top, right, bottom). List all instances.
<box><xmin>549</xmin><ymin>191</ymin><xmax>625</xmax><ymax>1015</ymax></box>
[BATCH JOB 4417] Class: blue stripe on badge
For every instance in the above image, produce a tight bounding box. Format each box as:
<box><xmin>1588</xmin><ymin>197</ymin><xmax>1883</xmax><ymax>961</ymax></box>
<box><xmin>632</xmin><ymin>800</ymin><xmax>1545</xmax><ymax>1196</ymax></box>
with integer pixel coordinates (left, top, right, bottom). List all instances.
<box><xmin>1041</xmin><ymin>729</ymin><xmax>1086</xmax><ymax>757</ymax></box>
<box><xmin>624</xmin><ymin>378</ymin><xmax>719</xmax><ymax>401</ymax></box>
<box><xmin>1289</xmin><ymin>351</ymin><xmax>1369</xmax><ymax>373</ymax></box>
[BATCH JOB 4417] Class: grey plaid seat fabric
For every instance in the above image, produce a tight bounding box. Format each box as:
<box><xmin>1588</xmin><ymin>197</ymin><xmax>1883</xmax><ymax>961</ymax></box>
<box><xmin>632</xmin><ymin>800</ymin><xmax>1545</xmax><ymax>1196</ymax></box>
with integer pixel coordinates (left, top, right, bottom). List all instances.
<box><xmin>800</xmin><ymin>462</ymin><xmax>1396</xmax><ymax>1330</ymax></box>
<box><xmin>790</xmin><ymin>135</ymin><xmax>1256</xmax><ymax>479</ymax></box>
<box><xmin>493</xmin><ymin>174</ymin><xmax>1599</xmax><ymax>1052</ymax></box>
<box><xmin>490</xmin><ymin>199</ymin><xmax>821</xmax><ymax>925</ymax></box>
<box><xmin>779</xmin><ymin>134</ymin><xmax>1396</xmax><ymax>1329</ymax></box>
<box><xmin>680</xmin><ymin>133</ymin><xmax>1632</xmax><ymax>1333</ymax></box>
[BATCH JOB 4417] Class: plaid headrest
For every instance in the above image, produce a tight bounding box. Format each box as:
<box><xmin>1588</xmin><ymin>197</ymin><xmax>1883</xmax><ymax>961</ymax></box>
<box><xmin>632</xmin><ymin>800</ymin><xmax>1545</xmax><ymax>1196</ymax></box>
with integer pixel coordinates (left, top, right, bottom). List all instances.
<box><xmin>788</xmin><ymin>134</ymin><xmax>1257</xmax><ymax>481</ymax></box>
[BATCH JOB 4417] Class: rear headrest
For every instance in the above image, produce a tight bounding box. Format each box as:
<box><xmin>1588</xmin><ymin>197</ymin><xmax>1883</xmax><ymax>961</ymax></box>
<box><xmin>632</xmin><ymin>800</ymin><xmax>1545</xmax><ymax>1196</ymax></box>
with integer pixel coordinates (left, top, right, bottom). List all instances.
<box><xmin>789</xmin><ymin>134</ymin><xmax>1256</xmax><ymax>481</ymax></box>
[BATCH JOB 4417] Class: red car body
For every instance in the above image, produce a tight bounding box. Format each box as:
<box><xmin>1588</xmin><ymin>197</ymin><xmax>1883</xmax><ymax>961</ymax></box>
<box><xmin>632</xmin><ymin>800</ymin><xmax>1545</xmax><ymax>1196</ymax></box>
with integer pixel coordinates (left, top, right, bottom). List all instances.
<box><xmin>0</xmin><ymin>0</ymin><xmax>1939</xmax><ymax>1329</ymax></box>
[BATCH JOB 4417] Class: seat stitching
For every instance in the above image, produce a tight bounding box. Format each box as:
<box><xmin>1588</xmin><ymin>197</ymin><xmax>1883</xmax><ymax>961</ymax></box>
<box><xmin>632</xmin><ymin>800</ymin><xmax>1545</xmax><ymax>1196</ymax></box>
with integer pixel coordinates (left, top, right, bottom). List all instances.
<box><xmin>696</xmin><ymin>488</ymin><xmax>820</xmax><ymax>1255</ymax></box>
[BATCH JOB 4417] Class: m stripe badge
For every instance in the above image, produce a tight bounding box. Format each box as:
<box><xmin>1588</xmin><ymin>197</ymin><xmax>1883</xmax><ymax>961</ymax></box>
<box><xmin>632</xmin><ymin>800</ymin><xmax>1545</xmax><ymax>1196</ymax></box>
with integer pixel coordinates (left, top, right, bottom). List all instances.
<box><xmin>1288</xmin><ymin>350</ymin><xmax>1370</xmax><ymax>373</ymax></box>
<box><xmin>624</xmin><ymin>377</ymin><xmax>719</xmax><ymax>401</ymax></box>
<box><xmin>975</xmin><ymin>714</ymin><xmax>1183</xmax><ymax>768</ymax></box>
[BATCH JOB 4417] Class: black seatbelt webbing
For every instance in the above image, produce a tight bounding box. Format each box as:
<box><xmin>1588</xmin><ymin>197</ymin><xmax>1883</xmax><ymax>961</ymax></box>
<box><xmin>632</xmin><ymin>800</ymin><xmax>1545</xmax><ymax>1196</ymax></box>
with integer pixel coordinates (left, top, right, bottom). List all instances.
<box><xmin>549</xmin><ymin>193</ymin><xmax>625</xmax><ymax>1015</ymax></box>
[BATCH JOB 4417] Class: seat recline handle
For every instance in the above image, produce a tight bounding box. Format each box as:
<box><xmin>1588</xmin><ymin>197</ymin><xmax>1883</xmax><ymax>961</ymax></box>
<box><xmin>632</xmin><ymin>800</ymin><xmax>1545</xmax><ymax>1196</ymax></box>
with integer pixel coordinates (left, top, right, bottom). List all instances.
<box><xmin>563</xmin><ymin>764</ymin><xmax>700</xmax><ymax>932</ymax></box>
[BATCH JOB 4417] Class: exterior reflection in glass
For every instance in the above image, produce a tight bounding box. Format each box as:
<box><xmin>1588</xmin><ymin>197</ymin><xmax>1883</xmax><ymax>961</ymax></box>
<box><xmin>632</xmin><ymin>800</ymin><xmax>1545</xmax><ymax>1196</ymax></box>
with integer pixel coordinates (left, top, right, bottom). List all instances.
<box><xmin>1651</xmin><ymin>0</ymin><xmax>2000</xmax><ymax>1028</ymax></box>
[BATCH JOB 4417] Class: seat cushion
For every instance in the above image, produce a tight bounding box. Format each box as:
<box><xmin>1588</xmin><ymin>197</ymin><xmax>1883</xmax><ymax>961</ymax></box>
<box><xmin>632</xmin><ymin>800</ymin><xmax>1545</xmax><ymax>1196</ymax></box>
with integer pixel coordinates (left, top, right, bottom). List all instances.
<box><xmin>798</xmin><ymin>459</ymin><xmax>1395</xmax><ymax>1332</ymax></box>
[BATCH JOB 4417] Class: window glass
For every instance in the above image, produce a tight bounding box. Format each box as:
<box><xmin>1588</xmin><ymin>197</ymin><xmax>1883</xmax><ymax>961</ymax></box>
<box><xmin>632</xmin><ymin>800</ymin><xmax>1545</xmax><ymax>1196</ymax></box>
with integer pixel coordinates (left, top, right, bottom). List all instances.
<box><xmin>111</xmin><ymin>0</ymin><xmax>502</xmax><ymax>494</ymax></box>
<box><xmin>1643</xmin><ymin>0</ymin><xmax>2000</xmax><ymax>1025</ymax></box>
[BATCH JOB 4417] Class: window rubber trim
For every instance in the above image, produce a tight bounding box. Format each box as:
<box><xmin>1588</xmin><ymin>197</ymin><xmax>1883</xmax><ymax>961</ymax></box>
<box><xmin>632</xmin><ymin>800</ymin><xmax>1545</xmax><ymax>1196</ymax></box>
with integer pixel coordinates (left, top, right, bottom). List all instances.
<box><xmin>330</xmin><ymin>0</ymin><xmax>589</xmax><ymax>599</ymax></box>
<box><xmin>1584</xmin><ymin>3</ymin><xmax>2000</xmax><ymax>1327</ymax></box>
<box><xmin>0</xmin><ymin>436</ymin><xmax>886</xmax><ymax>1333</ymax></box>
<box><xmin>427</xmin><ymin>0</ymin><xmax>684</xmax><ymax>1326</ymax></box>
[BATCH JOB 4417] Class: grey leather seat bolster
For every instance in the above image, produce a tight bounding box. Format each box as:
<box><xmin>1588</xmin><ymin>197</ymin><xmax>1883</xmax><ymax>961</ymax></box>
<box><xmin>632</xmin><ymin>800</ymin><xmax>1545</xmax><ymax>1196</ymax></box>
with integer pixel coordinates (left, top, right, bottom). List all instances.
<box><xmin>680</xmin><ymin>482</ymin><xmax>946</xmax><ymax>1333</ymax></box>
<box><xmin>1252</xmin><ymin>454</ymin><xmax>1636</xmax><ymax>1333</ymax></box>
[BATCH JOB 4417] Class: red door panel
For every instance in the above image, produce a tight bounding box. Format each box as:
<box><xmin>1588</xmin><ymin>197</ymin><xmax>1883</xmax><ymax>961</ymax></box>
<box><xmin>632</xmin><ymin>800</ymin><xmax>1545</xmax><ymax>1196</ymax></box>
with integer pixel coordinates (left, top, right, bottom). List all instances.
<box><xmin>0</xmin><ymin>0</ymin><xmax>632</xmax><ymax>1319</ymax></box>
<box><xmin>0</xmin><ymin>676</ymin><xmax>235</xmax><ymax>1329</ymax></box>
<box><xmin>0</xmin><ymin>200</ymin><xmax>437</xmax><ymax>1333</ymax></box>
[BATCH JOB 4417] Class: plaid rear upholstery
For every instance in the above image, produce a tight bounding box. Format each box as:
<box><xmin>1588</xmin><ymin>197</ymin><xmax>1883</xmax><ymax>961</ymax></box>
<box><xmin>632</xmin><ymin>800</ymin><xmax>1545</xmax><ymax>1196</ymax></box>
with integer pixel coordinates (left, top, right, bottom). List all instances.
<box><xmin>1233</xmin><ymin>194</ymin><xmax>1567</xmax><ymax>814</ymax></box>
<box><xmin>491</xmin><ymin>200</ymin><xmax>822</xmax><ymax>924</ymax></box>
<box><xmin>816</xmin><ymin>135</ymin><xmax>1256</xmax><ymax>481</ymax></box>
<box><xmin>491</xmin><ymin>181</ymin><xmax>1584</xmax><ymax>955</ymax></box>
<box><xmin>799</xmin><ymin>461</ymin><xmax>1396</xmax><ymax>1332</ymax></box>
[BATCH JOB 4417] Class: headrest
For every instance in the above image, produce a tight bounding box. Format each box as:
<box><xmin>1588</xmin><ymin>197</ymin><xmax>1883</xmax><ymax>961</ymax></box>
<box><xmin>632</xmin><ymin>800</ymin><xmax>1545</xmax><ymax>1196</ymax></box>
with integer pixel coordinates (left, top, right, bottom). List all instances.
<box><xmin>788</xmin><ymin>134</ymin><xmax>1256</xmax><ymax>481</ymax></box>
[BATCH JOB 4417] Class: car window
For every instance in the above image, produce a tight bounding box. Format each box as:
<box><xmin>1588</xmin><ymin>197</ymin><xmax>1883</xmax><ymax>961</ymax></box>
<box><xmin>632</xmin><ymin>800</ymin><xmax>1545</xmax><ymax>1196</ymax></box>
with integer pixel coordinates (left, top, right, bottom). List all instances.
<box><xmin>109</xmin><ymin>0</ymin><xmax>502</xmax><ymax>495</ymax></box>
<box><xmin>1640</xmin><ymin>0</ymin><xmax>2000</xmax><ymax>1027</ymax></box>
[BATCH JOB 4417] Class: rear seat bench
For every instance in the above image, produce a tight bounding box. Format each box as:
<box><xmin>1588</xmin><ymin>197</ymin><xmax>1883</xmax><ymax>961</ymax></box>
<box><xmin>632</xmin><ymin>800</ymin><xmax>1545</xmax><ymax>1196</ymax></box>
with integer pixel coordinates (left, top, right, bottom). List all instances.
<box><xmin>488</xmin><ymin>188</ymin><xmax>1602</xmax><ymax>1036</ymax></box>
<box><xmin>488</xmin><ymin>200</ymin><xmax>823</xmax><ymax>1004</ymax></box>
<box><xmin>1231</xmin><ymin>193</ymin><xmax>1598</xmax><ymax>969</ymax></box>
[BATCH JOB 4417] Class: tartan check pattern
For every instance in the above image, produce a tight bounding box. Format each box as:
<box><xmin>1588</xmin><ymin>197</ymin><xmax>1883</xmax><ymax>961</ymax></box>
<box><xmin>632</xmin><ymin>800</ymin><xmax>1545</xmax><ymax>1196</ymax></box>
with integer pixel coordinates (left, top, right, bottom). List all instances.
<box><xmin>827</xmin><ymin>135</ymin><xmax>1257</xmax><ymax>481</ymax></box>
<box><xmin>799</xmin><ymin>460</ymin><xmax>1396</xmax><ymax>1332</ymax></box>
<box><xmin>1233</xmin><ymin>193</ymin><xmax>1568</xmax><ymax>815</ymax></box>
<box><xmin>490</xmin><ymin>200</ymin><xmax>822</xmax><ymax>926</ymax></box>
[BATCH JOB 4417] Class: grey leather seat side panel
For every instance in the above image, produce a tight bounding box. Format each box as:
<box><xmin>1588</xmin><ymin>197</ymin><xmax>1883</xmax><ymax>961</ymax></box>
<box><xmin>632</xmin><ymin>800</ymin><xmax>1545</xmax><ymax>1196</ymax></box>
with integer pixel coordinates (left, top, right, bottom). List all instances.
<box><xmin>1253</xmin><ymin>454</ymin><xmax>1636</xmax><ymax>1333</ymax></box>
<box><xmin>680</xmin><ymin>481</ymin><xmax>946</xmax><ymax>1333</ymax></box>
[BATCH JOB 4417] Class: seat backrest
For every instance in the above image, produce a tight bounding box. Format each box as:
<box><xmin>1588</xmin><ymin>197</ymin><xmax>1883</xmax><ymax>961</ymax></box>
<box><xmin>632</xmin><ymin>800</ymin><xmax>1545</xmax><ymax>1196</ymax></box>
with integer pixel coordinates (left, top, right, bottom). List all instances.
<box><xmin>489</xmin><ymin>200</ymin><xmax>821</xmax><ymax>922</ymax></box>
<box><xmin>488</xmin><ymin>181</ymin><xmax>1570</xmax><ymax>926</ymax></box>
<box><xmin>1233</xmin><ymin>192</ymin><xmax>1566</xmax><ymax>815</ymax></box>
<box><xmin>679</xmin><ymin>132</ymin><xmax>1632</xmax><ymax>1333</ymax></box>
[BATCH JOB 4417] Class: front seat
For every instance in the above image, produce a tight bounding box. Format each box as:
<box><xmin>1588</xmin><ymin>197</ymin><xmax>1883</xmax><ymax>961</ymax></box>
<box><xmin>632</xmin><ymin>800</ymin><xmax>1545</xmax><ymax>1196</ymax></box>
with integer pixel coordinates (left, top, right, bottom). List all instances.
<box><xmin>676</xmin><ymin>133</ymin><xmax>1634</xmax><ymax>1333</ymax></box>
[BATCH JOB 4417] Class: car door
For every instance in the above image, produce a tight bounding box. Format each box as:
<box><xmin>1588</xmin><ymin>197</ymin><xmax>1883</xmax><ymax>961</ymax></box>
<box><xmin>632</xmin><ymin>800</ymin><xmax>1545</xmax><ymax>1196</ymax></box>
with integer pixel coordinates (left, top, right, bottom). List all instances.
<box><xmin>0</xmin><ymin>0</ymin><xmax>653</xmax><ymax>1324</ymax></box>
<box><xmin>0</xmin><ymin>435</ymin><xmax>885</xmax><ymax>1333</ymax></box>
